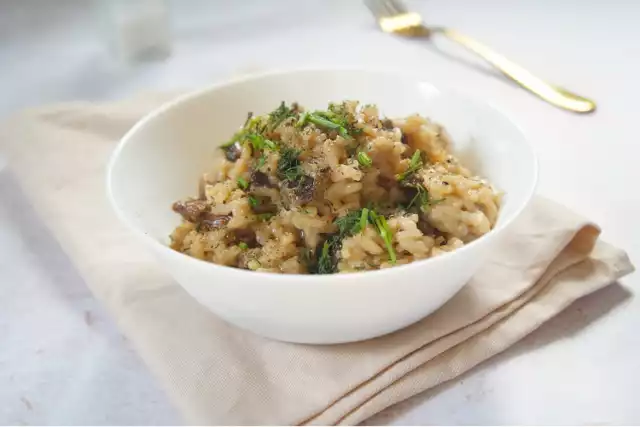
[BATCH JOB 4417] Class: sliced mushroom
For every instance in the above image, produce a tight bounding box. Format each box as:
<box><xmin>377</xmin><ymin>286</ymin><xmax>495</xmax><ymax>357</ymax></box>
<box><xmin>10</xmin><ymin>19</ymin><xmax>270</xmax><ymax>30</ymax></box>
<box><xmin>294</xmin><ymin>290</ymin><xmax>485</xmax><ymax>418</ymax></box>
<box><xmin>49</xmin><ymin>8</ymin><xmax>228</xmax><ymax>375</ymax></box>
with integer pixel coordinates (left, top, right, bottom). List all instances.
<box><xmin>314</xmin><ymin>233</ymin><xmax>341</xmax><ymax>273</ymax></box>
<box><xmin>279</xmin><ymin>177</ymin><xmax>314</xmax><ymax>208</ymax></box>
<box><xmin>377</xmin><ymin>174</ymin><xmax>396</xmax><ymax>191</ymax></box>
<box><xmin>250</xmin><ymin>170</ymin><xmax>274</xmax><ymax>188</ymax></box>
<box><xmin>293</xmin><ymin>175</ymin><xmax>315</xmax><ymax>205</ymax></box>
<box><xmin>381</xmin><ymin>118</ymin><xmax>394</xmax><ymax>130</ymax></box>
<box><xmin>249</xmin><ymin>195</ymin><xmax>278</xmax><ymax>214</ymax></box>
<box><xmin>224</xmin><ymin>141</ymin><xmax>243</xmax><ymax>162</ymax></box>
<box><xmin>296</xmin><ymin>228</ymin><xmax>306</xmax><ymax>244</ymax></box>
<box><xmin>198</xmin><ymin>213</ymin><xmax>231</xmax><ymax>231</ymax></box>
<box><xmin>172</xmin><ymin>199</ymin><xmax>209</xmax><ymax>223</ymax></box>
<box><xmin>417</xmin><ymin>216</ymin><xmax>447</xmax><ymax>239</ymax></box>
<box><xmin>227</xmin><ymin>228</ymin><xmax>258</xmax><ymax>248</ymax></box>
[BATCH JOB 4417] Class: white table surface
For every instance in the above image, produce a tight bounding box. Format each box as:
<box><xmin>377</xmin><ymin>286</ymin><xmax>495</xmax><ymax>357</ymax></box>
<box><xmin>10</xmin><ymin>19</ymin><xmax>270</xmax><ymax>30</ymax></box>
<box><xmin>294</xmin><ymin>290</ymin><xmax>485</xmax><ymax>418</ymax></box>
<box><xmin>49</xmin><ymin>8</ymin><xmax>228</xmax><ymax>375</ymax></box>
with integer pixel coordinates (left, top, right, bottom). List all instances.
<box><xmin>1</xmin><ymin>0</ymin><xmax>638</xmax><ymax>424</ymax></box>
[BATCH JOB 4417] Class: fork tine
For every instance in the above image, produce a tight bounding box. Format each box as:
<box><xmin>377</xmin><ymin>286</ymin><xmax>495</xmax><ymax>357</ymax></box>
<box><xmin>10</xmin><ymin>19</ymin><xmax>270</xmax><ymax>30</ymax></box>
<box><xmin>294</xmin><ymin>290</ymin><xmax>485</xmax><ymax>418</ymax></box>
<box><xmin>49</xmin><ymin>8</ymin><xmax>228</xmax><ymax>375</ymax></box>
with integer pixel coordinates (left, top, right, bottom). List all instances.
<box><xmin>386</xmin><ymin>0</ymin><xmax>408</xmax><ymax>14</ymax></box>
<box><xmin>380</xmin><ymin>0</ymin><xmax>397</xmax><ymax>16</ymax></box>
<box><xmin>364</xmin><ymin>0</ymin><xmax>392</xmax><ymax>19</ymax></box>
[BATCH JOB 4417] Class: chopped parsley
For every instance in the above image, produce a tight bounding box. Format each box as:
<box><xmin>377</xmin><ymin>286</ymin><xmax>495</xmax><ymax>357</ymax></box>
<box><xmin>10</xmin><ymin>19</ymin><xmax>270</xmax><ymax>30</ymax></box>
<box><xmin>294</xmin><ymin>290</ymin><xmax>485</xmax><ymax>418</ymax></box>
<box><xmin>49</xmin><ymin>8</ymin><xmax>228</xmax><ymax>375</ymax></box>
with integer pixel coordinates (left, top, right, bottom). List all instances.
<box><xmin>238</xmin><ymin>242</ymin><xmax>248</xmax><ymax>250</ymax></box>
<box><xmin>403</xmin><ymin>181</ymin><xmax>444</xmax><ymax>211</ymax></box>
<box><xmin>268</xmin><ymin>101</ymin><xmax>295</xmax><ymax>131</ymax></box>
<box><xmin>360</xmin><ymin>207</ymin><xmax>370</xmax><ymax>231</ymax></box>
<box><xmin>313</xmin><ymin>207</ymin><xmax>396</xmax><ymax>273</ymax></box>
<box><xmin>357</xmin><ymin>152</ymin><xmax>372</xmax><ymax>168</ymax></box>
<box><xmin>307</xmin><ymin>113</ymin><xmax>350</xmax><ymax>139</ymax></box>
<box><xmin>299</xmin><ymin>102</ymin><xmax>362</xmax><ymax>139</ymax></box>
<box><xmin>244</xmin><ymin>112</ymin><xmax>253</xmax><ymax>127</ymax></box>
<box><xmin>396</xmin><ymin>150</ymin><xmax>423</xmax><ymax>182</ymax></box>
<box><xmin>237</xmin><ymin>177</ymin><xmax>249</xmax><ymax>190</ymax></box>
<box><xmin>406</xmin><ymin>183</ymin><xmax>428</xmax><ymax>210</ymax></box>
<box><xmin>248</xmin><ymin>195</ymin><xmax>259</xmax><ymax>207</ymax></box>
<box><xmin>328</xmin><ymin>103</ymin><xmax>363</xmax><ymax>137</ymax></box>
<box><xmin>296</xmin><ymin>111</ymin><xmax>309</xmax><ymax>128</ymax></box>
<box><xmin>220</xmin><ymin>130</ymin><xmax>244</xmax><ymax>149</ymax></box>
<box><xmin>256</xmin><ymin>154</ymin><xmax>267</xmax><ymax>168</ymax></box>
<box><xmin>247</xmin><ymin>133</ymin><xmax>277</xmax><ymax>152</ymax></box>
<box><xmin>334</xmin><ymin>210</ymin><xmax>362</xmax><ymax>236</ymax></box>
<box><xmin>283</xmin><ymin>166</ymin><xmax>305</xmax><ymax>183</ymax></box>
<box><xmin>220</xmin><ymin>110</ymin><xmax>276</xmax><ymax>154</ymax></box>
<box><xmin>277</xmin><ymin>147</ymin><xmax>305</xmax><ymax>183</ymax></box>
<box><xmin>220</xmin><ymin>114</ymin><xmax>268</xmax><ymax>150</ymax></box>
<box><xmin>369</xmin><ymin>210</ymin><xmax>396</xmax><ymax>264</ymax></box>
<box><xmin>312</xmin><ymin>209</ymin><xmax>367</xmax><ymax>274</ymax></box>
<box><xmin>316</xmin><ymin>235</ymin><xmax>341</xmax><ymax>275</ymax></box>
<box><xmin>317</xmin><ymin>239</ymin><xmax>333</xmax><ymax>274</ymax></box>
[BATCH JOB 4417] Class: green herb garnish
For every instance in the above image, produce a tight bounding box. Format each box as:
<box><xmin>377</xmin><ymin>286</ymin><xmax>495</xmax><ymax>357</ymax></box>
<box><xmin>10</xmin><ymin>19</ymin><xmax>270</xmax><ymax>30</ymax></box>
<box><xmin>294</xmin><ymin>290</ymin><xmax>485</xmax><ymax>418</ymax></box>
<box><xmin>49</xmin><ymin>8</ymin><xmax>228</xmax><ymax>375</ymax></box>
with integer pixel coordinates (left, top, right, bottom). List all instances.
<box><xmin>220</xmin><ymin>130</ymin><xmax>244</xmax><ymax>149</ymax></box>
<box><xmin>277</xmin><ymin>147</ymin><xmax>305</xmax><ymax>183</ymax></box>
<box><xmin>296</xmin><ymin>111</ymin><xmax>309</xmax><ymax>128</ymax></box>
<box><xmin>256</xmin><ymin>154</ymin><xmax>267</xmax><ymax>168</ymax></box>
<box><xmin>237</xmin><ymin>177</ymin><xmax>249</xmax><ymax>190</ymax></box>
<box><xmin>244</xmin><ymin>112</ymin><xmax>253</xmax><ymax>127</ymax></box>
<box><xmin>283</xmin><ymin>166</ymin><xmax>305</xmax><ymax>182</ymax></box>
<box><xmin>357</xmin><ymin>152</ymin><xmax>372</xmax><ymax>168</ymax></box>
<box><xmin>396</xmin><ymin>150</ymin><xmax>423</xmax><ymax>182</ymax></box>
<box><xmin>246</xmin><ymin>115</ymin><xmax>268</xmax><ymax>134</ymax></box>
<box><xmin>248</xmin><ymin>195</ymin><xmax>259</xmax><ymax>207</ymax></box>
<box><xmin>317</xmin><ymin>240</ymin><xmax>333</xmax><ymax>274</ymax></box>
<box><xmin>369</xmin><ymin>210</ymin><xmax>396</xmax><ymax>264</ymax></box>
<box><xmin>360</xmin><ymin>207</ymin><xmax>370</xmax><ymax>231</ymax></box>
<box><xmin>312</xmin><ymin>207</ymin><xmax>372</xmax><ymax>275</ymax></box>
<box><xmin>406</xmin><ymin>183</ymin><xmax>428</xmax><ymax>210</ymax></box>
<box><xmin>294</xmin><ymin>102</ymin><xmax>362</xmax><ymax>139</ymax></box>
<box><xmin>238</xmin><ymin>242</ymin><xmax>248</xmax><ymax>250</ymax></box>
<box><xmin>268</xmin><ymin>101</ymin><xmax>295</xmax><ymax>131</ymax></box>
<box><xmin>333</xmin><ymin>208</ymin><xmax>371</xmax><ymax>238</ymax></box>
<box><xmin>328</xmin><ymin>102</ymin><xmax>363</xmax><ymax>137</ymax></box>
<box><xmin>319</xmin><ymin>208</ymin><xmax>396</xmax><ymax>272</ymax></box>
<box><xmin>221</xmin><ymin>113</ymin><xmax>265</xmax><ymax>150</ymax></box>
<box><xmin>334</xmin><ymin>210</ymin><xmax>364</xmax><ymax>236</ymax></box>
<box><xmin>307</xmin><ymin>113</ymin><xmax>351</xmax><ymax>139</ymax></box>
<box><xmin>403</xmin><ymin>182</ymin><xmax>445</xmax><ymax>211</ymax></box>
<box><xmin>308</xmin><ymin>113</ymin><xmax>343</xmax><ymax>131</ymax></box>
<box><xmin>316</xmin><ymin>235</ymin><xmax>341</xmax><ymax>275</ymax></box>
<box><xmin>247</xmin><ymin>133</ymin><xmax>278</xmax><ymax>152</ymax></box>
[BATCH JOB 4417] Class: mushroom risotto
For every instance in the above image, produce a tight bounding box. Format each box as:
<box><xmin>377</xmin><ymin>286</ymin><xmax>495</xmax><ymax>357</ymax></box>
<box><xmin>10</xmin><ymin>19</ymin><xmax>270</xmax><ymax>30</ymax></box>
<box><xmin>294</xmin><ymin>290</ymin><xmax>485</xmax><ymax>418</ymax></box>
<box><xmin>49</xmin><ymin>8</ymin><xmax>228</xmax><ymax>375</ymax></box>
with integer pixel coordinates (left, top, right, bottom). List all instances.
<box><xmin>170</xmin><ymin>101</ymin><xmax>501</xmax><ymax>274</ymax></box>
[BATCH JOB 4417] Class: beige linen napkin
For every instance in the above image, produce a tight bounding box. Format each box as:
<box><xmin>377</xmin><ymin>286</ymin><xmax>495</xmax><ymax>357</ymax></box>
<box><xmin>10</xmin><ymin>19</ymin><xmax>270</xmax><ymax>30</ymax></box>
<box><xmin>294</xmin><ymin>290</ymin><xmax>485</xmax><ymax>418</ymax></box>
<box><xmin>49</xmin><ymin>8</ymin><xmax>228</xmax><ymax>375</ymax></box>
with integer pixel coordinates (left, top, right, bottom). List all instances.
<box><xmin>0</xmin><ymin>95</ymin><xmax>634</xmax><ymax>425</ymax></box>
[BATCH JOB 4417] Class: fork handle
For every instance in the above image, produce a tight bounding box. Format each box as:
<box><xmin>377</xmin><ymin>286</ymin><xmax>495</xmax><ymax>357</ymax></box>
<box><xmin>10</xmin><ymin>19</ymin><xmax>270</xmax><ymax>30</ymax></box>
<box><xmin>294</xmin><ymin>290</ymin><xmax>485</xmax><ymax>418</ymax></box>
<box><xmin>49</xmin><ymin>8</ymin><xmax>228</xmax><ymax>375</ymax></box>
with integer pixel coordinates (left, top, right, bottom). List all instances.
<box><xmin>436</xmin><ymin>28</ymin><xmax>596</xmax><ymax>113</ymax></box>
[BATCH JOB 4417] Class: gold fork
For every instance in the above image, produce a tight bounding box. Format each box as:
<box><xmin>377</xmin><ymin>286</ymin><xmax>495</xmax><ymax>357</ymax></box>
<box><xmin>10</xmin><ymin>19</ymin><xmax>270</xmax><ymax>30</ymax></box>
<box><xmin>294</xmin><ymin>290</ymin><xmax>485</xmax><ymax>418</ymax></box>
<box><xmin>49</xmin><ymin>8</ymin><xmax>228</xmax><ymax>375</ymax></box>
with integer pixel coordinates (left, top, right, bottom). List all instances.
<box><xmin>365</xmin><ymin>0</ymin><xmax>596</xmax><ymax>113</ymax></box>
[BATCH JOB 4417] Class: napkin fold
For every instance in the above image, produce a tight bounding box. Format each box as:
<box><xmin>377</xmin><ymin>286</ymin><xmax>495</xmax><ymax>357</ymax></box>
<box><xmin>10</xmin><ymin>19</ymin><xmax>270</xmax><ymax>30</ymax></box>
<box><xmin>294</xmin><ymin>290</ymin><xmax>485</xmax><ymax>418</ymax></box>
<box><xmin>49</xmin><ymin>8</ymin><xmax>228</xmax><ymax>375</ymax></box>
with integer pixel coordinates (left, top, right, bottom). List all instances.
<box><xmin>0</xmin><ymin>95</ymin><xmax>633</xmax><ymax>425</ymax></box>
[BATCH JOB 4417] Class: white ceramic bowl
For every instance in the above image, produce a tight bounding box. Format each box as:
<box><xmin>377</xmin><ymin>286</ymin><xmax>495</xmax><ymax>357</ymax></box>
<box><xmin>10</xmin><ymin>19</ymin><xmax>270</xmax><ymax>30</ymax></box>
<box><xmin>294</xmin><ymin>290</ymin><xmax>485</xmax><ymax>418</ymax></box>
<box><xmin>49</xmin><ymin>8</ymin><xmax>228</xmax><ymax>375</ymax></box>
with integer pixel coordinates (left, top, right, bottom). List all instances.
<box><xmin>107</xmin><ymin>69</ymin><xmax>537</xmax><ymax>344</ymax></box>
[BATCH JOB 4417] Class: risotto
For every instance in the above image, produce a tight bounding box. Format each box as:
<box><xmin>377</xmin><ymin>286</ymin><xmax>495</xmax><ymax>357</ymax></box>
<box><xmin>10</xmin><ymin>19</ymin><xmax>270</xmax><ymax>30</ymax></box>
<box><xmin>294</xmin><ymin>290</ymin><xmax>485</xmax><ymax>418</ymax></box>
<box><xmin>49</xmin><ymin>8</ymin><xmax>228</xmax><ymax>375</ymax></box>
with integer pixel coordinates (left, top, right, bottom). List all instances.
<box><xmin>169</xmin><ymin>101</ymin><xmax>501</xmax><ymax>274</ymax></box>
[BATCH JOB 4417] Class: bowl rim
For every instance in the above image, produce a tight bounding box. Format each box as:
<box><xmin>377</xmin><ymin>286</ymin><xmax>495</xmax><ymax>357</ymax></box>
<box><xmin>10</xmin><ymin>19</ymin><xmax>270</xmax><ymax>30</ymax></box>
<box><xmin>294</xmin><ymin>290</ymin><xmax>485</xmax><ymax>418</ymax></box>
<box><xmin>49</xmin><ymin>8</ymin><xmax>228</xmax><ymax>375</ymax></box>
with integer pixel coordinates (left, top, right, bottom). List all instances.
<box><xmin>106</xmin><ymin>66</ymin><xmax>539</xmax><ymax>284</ymax></box>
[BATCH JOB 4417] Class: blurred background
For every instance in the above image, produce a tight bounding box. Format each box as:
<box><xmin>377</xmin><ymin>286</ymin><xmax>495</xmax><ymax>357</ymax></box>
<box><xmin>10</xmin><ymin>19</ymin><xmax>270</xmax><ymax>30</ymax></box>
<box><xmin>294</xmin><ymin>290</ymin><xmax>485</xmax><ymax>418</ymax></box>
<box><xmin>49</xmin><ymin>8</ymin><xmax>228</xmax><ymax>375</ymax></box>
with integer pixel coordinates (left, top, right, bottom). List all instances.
<box><xmin>2</xmin><ymin>0</ymin><xmax>634</xmax><ymax>117</ymax></box>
